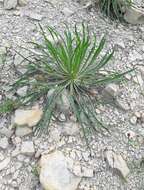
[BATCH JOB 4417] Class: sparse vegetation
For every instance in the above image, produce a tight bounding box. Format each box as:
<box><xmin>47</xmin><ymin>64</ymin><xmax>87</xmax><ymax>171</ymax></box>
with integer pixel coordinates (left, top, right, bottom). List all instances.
<box><xmin>0</xmin><ymin>99</ymin><xmax>17</xmax><ymax>114</ymax></box>
<box><xmin>0</xmin><ymin>24</ymin><xmax>132</xmax><ymax>146</ymax></box>
<box><xmin>99</xmin><ymin>0</ymin><xmax>132</xmax><ymax>21</ymax></box>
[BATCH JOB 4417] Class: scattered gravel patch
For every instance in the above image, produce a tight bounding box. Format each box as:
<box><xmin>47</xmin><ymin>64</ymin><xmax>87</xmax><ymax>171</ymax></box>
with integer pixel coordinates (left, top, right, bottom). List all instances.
<box><xmin>0</xmin><ymin>0</ymin><xmax>144</xmax><ymax>189</ymax></box>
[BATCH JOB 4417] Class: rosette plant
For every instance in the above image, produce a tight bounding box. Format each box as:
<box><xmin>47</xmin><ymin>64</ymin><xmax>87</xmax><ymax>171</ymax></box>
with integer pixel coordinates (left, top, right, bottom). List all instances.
<box><xmin>0</xmin><ymin>24</ymin><xmax>132</xmax><ymax>146</ymax></box>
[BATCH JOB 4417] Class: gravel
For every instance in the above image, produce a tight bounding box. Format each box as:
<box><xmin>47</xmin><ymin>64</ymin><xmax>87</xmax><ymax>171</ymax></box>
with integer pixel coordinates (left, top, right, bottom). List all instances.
<box><xmin>0</xmin><ymin>0</ymin><xmax>144</xmax><ymax>190</ymax></box>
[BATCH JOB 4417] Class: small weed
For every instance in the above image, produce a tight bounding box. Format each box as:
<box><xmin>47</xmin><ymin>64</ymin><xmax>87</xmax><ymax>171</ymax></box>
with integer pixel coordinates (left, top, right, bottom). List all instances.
<box><xmin>99</xmin><ymin>0</ymin><xmax>132</xmax><ymax>22</ymax></box>
<box><xmin>31</xmin><ymin>166</ymin><xmax>39</xmax><ymax>177</ymax></box>
<box><xmin>0</xmin><ymin>99</ymin><xmax>17</xmax><ymax>114</ymax></box>
<box><xmin>1</xmin><ymin>23</ymin><xmax>133</xmax><ymax>147</ymax></box>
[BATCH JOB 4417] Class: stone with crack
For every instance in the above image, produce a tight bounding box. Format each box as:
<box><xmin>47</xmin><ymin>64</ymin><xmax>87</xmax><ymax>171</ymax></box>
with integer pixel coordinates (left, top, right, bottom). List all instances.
<box><xmin>39</xmin><ymin>151</ymin><xmax>81</xmax><ymax>190</ymax></box>
<box><xmin>104</xmin><ymin>149</ymin><xmax>130</xmax><ymax>179</ymax></box>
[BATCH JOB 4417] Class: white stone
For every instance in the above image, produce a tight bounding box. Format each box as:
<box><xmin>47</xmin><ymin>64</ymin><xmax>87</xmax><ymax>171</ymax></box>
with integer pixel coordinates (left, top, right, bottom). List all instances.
<box><xmin>4</xmin><ymin>0</ymin><xmax>17</xmax><ymax>9</ymax></box>
<box><xmin>141</xmin><ymin>112</ymin><xmax>144</xmax><ymax>123</ymax></box>
<box><xmin>0</xmin><ymin>157</ymin><xmax>10</xmax><ymax>171</ymax></box>
<box><xmin>0</xmin><ymin>95</ymin><xmax>2</xmax><ymax>101</ymax></box>
<box><xmin>16</xmin><ymin>86</ymin><xmax>28</xmax><ymax>97</ymax></box>
<box><xmin>0</xmin><ymin>152</ymin><xmax>4</xmax><ymax>161</ymax></box>
<box><xmin>62</xmin><ymin>7</ymin><xmax>74</xmax><ymax>17</ymax></box>
<box><xmin>81</xmin><ymin>167</ymin><xmax>93</xmax><ymax>178</ymax></box>
<box><xmin>26</xmin><ymin>12</ymin><xmax>43</xmax><ymax>21</ymax></box>
<box><xmin>18</xmin><ymin>0</ymin><xmax>27</xmax><ymax>6</ymax></box>
<box><xmin>137</xmin><ymin>74</ymin><xmax>143</xmax><ymax>87</ymax></box>
<box><xmin>21</xmin><ymin>141</ymin><xmax>35</xmax><ymax>156</ymax></box>
<box><xmin>14</xmin><ymin>137</ymin><xmax>22</xmax><ymax>144</ymax></box>
<box><xmin>104</xmin><ymin>149</ymin><xmax>130</xmax><ymax>179</ymax></box>
<box><xmin>134</xmin><ymin>111</ymin><xmax>141</xmax><ymax>118</ymax></box>
<box><xmin>72</xmin><ymin>164</ymin><xmax>93</xmax><ymax>178</ymax></box>
<box><xmin>0</xmin><ymin>127</ymin><xmax>13</xmax><ymax>137</ymax></box>
<box><xmin>11</xmin><ymin>148</ymin><xmax>20</xmax><ymax>157</ymax></box>
<box><xmin>124</xmin><ymin>6</ymin><xmax>144</xmax><ymax>24</ymax></box>
<box><xmin>130</xmin><ymin>116</ymin><xmax>137</xmax><ymax>125</ymax></box>
<box><xmin>15</xmin><ymin>126</ymin><xmax>32</xmax><ymax>137</ymax></box>
<box><xmin>0</xmin><ymin>137</ymin><xmax>9</xmax><ymax>149</ymax></box>
<box><xmin>39</xmin><ymin>151</ymin><xmax>81</xmax><ymax>190</ymax></box>
<box><xmin>104</xmin><ymin>83</ymin><xmax>119</xmax><ymax>97</ymax></box>
<box><xmin>14</xmin><ymin>106</ymin><xmax>43</xmax><ymax>127</ymax></box>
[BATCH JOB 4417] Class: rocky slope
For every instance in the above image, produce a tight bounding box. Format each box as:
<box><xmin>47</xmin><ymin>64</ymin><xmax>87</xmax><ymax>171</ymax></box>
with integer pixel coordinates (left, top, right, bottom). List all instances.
<box><xmin>0</xmin><ymin>0</ymin><xmax>144</xmax><ymax>190</ymax></box>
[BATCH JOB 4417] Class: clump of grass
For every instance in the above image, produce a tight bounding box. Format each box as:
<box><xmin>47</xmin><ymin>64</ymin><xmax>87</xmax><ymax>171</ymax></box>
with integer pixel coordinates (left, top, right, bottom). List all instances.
<box><xmin>0</xmin><ymin>99</ymin><xmax>17</xmax><ymax>114</ymax></box>
<box><xmin>0</xmin><ymin>51</ymin><xmax>6</xmax><ymax>66</ymax></box>
<box><xmin>99</xmin><ymin>0</ymin><xmax>132</xmax><ymax>21</ymax></box>
<box><xmin>1</xmin><ymin>24</ymin><xmax>132</xmax><ymax>147</ymax></box>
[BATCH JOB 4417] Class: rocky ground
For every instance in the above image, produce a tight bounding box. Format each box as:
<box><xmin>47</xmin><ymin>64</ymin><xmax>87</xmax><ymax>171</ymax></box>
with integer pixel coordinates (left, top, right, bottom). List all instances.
<box><xmin>0</xmin><ymin>0</ymin><xmax>144</xmax><ymax>190</ymax></box>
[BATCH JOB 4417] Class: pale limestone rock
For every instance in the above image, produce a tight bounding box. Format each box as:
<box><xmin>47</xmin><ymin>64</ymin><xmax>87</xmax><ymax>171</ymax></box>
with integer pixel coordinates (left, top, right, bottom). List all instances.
<box><xmin>102</xmin><ymin>83</ymin><xmax>119</xmax><ymax>103</ymax></box>
<box><xmin>0</xmin><ymin>152</ymin><xmax>4</xmax><ymax>161</ymax></box>
<box><xmin>14</xmin><ymin>137</ymin><xmax>22</xmax><ymax>144</ymax></box>
<box><xmin>11</xmin><ymin>148</ymin><xmax>20</xmax><ymax>157</ymax></box>
<box><xmin>72</xmin><ymin>164</ymin><xmax>94</xmax><ymax>178</ymax></box>
<box><xmin>104</xmin><ymin>149</ymin><xmax>130</xmax><ymax>179</ymax></box>
<box><xmin>0</xmin><ymin>127</ymin><xmax>13</xmax><ymax>137</ymax></box>
<box><xmin>0</xmin><ymin>95</ymin><xmax>2</xmax><ymax>101</ymax></box>
<box><xmin>141</xmin><ymin>112</ymin><xmax>144</xmax><ymax>123</ymax></box>
<box><xmin>62</xmin><ymin>7</ymin><xmax>74</xmax><ymax>17</ymax></box>
<box><xmin>134</xmin><ymin>111</ymin><xmax>141</xmax><ymax>118</ymax></box>
<box><xmin>0</xmin><ymin>137</ymin><xmax>9</xmax><ymax>149</ymax></box>
<box><xmin>25</xmin><ymin>12</ymin><xmax>43</xmax><ymax>21</ymax></box>
<box><xmin>39</xmin><ymin>151</ymin><xmax>81</xmax><ymax>190</ymax></box>
<box><xmin>18</xmin><ymin>0</ymin><xmax>27</xmax><ymax>6</ymax></box>
<box><xmin>21</xmin><ymin>141</ymin><xmax>35</xmax><ymax>156</ymax></box>
<box><xmin>4</xmin><ymin>0</ymin><xmax>17</xmax><ymax>9</ymax></box>
<box><xmin>104</xmin><ymin>83</ymin><xmax>119</xmax><ymax>97</ymax></box>
<box><xmin>15</xmin><ymin>126</ymin><xmax>32</xmax><ymax>137</ymax></box>
<box><xmin>0</xmin><ymin>157</ymin><xmax>10</xmax><ymax>171</ymax></box>
<box><xmin>130</xmin><ymin>116</ymin><xmax>137</xmax><ymax>125</ymax></box>
<box><xmin>14</xmin><ymin>106</ymin><xmax>43</xmax><ymax>127</ymax></box>
<box><xmin>16</xmin><ymin>86</ymin><xmax>28</xmax><ymax>97</ymax></box>
<box><xmin>124</xmin><ymin>6</ymin><xmax>144</xmax><ymax>24</ymax></box>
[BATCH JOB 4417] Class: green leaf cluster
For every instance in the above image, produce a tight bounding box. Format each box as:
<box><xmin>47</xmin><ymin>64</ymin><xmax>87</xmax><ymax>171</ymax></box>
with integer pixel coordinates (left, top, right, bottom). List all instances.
<box><xmin>99</xmin><ymin>0</ymin><xmax>132</xmax><ymax>21</ymax></box>
<box><xmin>0</xmin><ymin>24</ymin><xmax>132</xmax><ymax>146</ymax></box>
